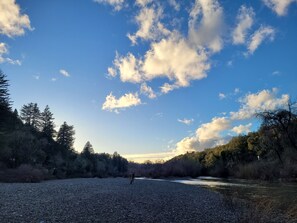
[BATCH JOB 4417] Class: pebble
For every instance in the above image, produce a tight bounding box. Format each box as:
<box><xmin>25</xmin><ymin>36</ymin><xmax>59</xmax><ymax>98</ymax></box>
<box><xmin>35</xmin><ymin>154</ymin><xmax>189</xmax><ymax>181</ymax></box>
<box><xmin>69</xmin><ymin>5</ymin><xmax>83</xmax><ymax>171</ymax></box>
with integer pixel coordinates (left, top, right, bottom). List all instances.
<box><xmin>0</xmin><ymin>178</ymin><xmax>241</xmax><ymax>222</ymax></box>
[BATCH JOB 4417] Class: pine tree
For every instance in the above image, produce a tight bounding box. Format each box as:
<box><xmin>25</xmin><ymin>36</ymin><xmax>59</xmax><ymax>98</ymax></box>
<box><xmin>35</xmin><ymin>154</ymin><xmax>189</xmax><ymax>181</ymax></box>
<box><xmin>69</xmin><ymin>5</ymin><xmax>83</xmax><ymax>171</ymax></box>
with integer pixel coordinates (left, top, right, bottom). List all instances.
<box><xmin>41</xmin><ymin>105</ymin><xmax>56</xmax><ymax>139</ymax></box>
<box><xmin>0</xmin><ymin>70</ymin><xmax>11</xmax><ymax>114</ymax></box>
<box><xmin>57</xmin><ymin>121</ymin><xmax>75</xmax><ymax>150</ymax></box>
<box><xmin>20</xmin><ymin>103</ymin><xmax>41</xmax><ymax>129</ymax></box>
<box><xmin>82</xmin><ymin>141</ymin><xmax>94</xmax><ymax>155</ymax></box>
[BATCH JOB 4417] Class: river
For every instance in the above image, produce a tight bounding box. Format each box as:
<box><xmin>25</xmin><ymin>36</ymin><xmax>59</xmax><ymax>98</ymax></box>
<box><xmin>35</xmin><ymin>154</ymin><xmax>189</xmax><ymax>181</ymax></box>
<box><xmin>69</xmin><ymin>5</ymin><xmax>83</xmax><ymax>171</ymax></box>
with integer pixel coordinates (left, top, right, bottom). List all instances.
<box><xmin>138</xmin><ymin>176</ymin><xmax>297</xmax><ymax>207</ymax></box>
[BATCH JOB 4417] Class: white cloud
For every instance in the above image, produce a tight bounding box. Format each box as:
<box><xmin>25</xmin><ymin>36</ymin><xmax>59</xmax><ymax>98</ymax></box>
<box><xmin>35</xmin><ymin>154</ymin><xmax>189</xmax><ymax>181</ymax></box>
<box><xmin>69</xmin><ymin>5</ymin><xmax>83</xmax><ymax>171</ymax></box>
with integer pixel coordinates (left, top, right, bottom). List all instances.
<box><xmin>113</xmin><ymin>33</ymin><xmax>210</xmax><ymax>88</ymax></box>
<box><xmin>168</xmin><ymin>0</ymin><xmax>180</xmax><ymax>11</ymax></box>
<box><xmin>188</xmin><ymin>0</ymin><xmax>225</xmax><ymax>53</ymax></box>
<box><xmin>232</xmin><ymin>5</ymin><xmax>255</xmax><ymax>45</ymax></box>
<box><xmin>59</xmin><ymin>69</ymin><xmax>70</xmax><ymax>77</ymax></box>
<box><xmin>51</xmin><ymin>78</ymin><xmax>57</xmax><ymax>82</ymax></box>
<box><xmin>140</xmin><ymin>83</ymin><xmax>156</xmax><ymax>99</ymax></box>
<box><xmin>232</xmin><ymin>123</ymin><xmax>252</xmax><ymax>134</ymax></box>
<box><xmin>5</xmin><ymin>57</ymin><xmax>21</xmax><ymax>65</ymax></box>
<box><xmin>263</xmin><ymin>0</ymin><xmax>297</xmax><ymax>16</ymax></box>
<box><xmin>178</xmin><ymin>118</ymin><xmax>194</xmax><ymax>125</ymax></box>
<box><xmin>196</xmin><ymin>117</ymin><xmax>231</xmax><ymax>141</ymax></box>
<box><xmin>142</xmin><ymin>34</ymin><xmax>210</xmax><ymax>87</ymax></box>
<box><xmin>113</xmin><ymin>52</ymin><xmax>143</xmax><ymax>83</ymax></box>
<box><xmin>175</xmin><ymin>117</ymin><xmax>231</xmax><ymax>154</ymax></box>
<box><xmin>0</xmin><ymin>42</ymin><xmax>21</xmax><ymax>65</ymax></box>
<box><xmin>102</xmin><ymin>92</ymin><xmax>142</xmax><ymax>113</ymax></box>
<box><xmin>0</xmin><ymin>0</ymin><xmax>32</xmax><ymax>37</ymax></box>
<box><xmin>135</xmin><ymin>0</ymin><xmax>152</xmax><ymax>7</ymax></box>
<box><xmin>0</xmin><ymin>42</ymin><xmax>8</xmax><ymax>55</ymax></box>
<box><xmin>230</xmin><ymin>88</ymin><xmax>289</xmax><ymax>120</ymax></box>
<box><xmin>160</xmin><ymin>83</ymin><xmax>179</xmax><ymax>94</ymax></box>
<box><xmin>272</xmin><ymin>70</ymin><xmax>281</xmax><ymax>76</ymax></box>
<box><xmin>94</xmin><ymin>0</ymin><xmax>125</xmax><ymax>11</ymax></box>
<box><xmin>234</xmin><ymin>88</ymin><xmax>240</xmax><ymax>94</ymax></box>
<box><xmin>173</xmin><ymin>88</ymin><xmax>289</xmax><ymax>155</ymax></box>
<box><xmin>127</xmin><ymin>5</ymin><xmax>170</xmax><ymax>45</ymax></box>
<box><xmin>219</xmin><ymin>93</ymin><xmax>226</xmax><ymax>100</ymax></box>
<box><xmin>107</xmin><ymin>67</ymin><xmax>117</xmax><ymax>78</ymax></box>
<box><xmin>247</xmin><ymin>26</ymin><xmax>275</xmax><ymax>55</ymax></box>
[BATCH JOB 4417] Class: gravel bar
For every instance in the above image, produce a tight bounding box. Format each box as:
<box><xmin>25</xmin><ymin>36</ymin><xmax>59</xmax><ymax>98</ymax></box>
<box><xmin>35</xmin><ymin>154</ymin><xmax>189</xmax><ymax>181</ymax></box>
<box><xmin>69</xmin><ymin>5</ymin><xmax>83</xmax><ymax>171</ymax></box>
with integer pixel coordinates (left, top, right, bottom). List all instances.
<box><xmin>0</xmin><ymin>178</ymin><xmax>241</xmax><ymax>223</ymax></box>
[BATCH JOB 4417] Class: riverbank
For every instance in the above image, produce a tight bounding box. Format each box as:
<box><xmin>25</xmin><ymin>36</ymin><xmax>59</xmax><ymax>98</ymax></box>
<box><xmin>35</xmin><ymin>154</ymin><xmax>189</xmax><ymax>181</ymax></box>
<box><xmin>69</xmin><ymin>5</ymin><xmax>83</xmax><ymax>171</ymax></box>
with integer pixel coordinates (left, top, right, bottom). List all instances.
<box><xmin>0</xmin><ymin>177</ymin><xmax>243</xmax><ymax>222</ymax></box>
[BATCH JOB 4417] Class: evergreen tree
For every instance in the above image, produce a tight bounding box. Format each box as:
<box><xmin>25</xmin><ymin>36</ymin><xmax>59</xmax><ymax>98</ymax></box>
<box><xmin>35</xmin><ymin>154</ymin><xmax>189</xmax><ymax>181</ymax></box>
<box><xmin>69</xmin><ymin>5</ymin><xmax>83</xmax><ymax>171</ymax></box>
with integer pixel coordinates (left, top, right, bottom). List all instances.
<box><xmin>20</xmin><ymin>103</ymin><xmax>41</xmax><ymax>129</ymax></box>
<box><xmin>57</xmin><ymin>121</ymin><xmax>75</xmax><ymax>150</ymax></box>
<box><xmin>82</xmin><ymin>141</ymin><xmax>94</xmax><ymax>155</ymax></box>
<box><xmin>41</xmin><ymin>105</ymin><xmax>56</xmax><ymax>139</ymax></box>
<box><xmin>0</xmin><ymin>70</ymin><xmax>11</xmax><ymax>115</ymax></box>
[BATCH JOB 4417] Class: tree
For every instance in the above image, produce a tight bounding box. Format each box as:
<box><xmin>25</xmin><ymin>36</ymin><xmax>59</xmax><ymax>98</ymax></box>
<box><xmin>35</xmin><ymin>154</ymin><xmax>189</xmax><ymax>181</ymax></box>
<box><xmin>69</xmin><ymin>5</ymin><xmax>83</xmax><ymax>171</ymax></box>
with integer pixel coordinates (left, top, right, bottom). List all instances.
<box><xmin>40</xmin><ymin>105</ymin><xmax>56</xmax><ymax>139</ymax></box>
<box><xmin>82</xmin><ymin>141</ymin><xmax>94</xmax><ymax>156</ymax></box>
<box><xmin>56</xmin><ymin>122</ymin><xmax>75</xmax><ymax>150</ymax></box>
<box><xmin>20</xmin><ymin>103</ymin><xmax>41</xmax><ymax>129</ymax></box>
<box><xmin>257</xmin><ymin>103</ymin><xmax>297</xmax><ymax>151</ymax></box>
<box><xmin>0</xmin><ymin>70</ymin><xmax>11</xmax><ymax>114</ymax></box>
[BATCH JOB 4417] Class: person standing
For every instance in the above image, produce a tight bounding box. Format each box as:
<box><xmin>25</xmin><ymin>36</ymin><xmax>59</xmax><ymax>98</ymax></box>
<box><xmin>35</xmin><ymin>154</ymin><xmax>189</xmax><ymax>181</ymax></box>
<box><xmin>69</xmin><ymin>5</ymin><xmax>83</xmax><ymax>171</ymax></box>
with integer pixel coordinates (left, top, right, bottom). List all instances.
<box><xmin>130</xmin><ymin>173</ymin><xmax>135</xmax><ymax>184</ymax></box>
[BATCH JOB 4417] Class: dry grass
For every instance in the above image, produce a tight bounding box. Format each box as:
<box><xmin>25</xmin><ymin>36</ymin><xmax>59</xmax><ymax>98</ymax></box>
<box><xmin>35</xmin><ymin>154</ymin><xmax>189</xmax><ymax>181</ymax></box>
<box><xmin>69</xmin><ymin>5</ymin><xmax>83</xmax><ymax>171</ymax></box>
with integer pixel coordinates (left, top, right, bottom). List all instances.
<box><xmin>222</xmin><ymin>193</ymin><xmax>297</xmax><ymax>223</ymax></box>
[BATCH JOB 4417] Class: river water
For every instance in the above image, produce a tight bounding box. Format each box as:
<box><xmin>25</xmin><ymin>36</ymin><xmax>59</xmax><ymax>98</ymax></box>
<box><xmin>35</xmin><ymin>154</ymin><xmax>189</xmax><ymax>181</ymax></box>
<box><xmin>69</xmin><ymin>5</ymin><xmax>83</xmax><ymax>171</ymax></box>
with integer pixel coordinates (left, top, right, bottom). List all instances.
<box><xmin>138</xmin><ymin>176</ymin><xmax>297</xmax><ymax>205</ymax></box>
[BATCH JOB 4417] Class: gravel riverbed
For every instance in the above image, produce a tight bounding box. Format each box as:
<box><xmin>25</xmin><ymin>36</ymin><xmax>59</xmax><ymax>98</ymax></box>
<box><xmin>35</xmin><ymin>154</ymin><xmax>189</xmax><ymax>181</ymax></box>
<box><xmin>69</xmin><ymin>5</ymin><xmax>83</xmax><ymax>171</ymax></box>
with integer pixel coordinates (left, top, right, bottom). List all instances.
<box><xmin>0</xmin><ymin>178</ymin><xmax>242</xmax><ymax>223</ymax></box>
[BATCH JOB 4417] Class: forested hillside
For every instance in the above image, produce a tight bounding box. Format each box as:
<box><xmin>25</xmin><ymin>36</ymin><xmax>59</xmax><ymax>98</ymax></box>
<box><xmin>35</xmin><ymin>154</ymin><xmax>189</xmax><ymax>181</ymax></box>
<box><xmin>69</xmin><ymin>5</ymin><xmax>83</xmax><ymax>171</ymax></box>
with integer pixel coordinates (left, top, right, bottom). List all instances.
<box><xmin>130</xmin><ymin>105</ymin><xmax>297</xmax><ymax>181</ymax></box>
<box><xmin>0</xmin><ymin>71</ymin><xmax>128</xmax><ymax>182</ymax></box>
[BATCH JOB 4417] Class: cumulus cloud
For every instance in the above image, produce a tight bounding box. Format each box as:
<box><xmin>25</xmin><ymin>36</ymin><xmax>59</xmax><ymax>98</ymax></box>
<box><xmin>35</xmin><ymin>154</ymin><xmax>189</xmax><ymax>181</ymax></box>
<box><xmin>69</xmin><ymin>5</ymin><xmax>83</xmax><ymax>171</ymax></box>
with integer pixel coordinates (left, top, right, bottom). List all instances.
<box><xmin>101</xmin><ymin>0</ymin><xmax>279</xmax><ymax>111</ymax></box>
<box><xmin>178</xmin><ymin>118</ymin><xmax>194</xmax><ymax>125</ymax></box>
<box><xmin>94</xmin><ymin>0</ymin><xmax>125</xmax><ymax>11</ymax></box>
<box><xmin>263</xmin><ymin>0</ymin><xmax>297</xmax><ymax>16</ymax></box>
<box><xmin>188</xmin><ymin>0</ymin><xmax>225</xmax><ymax>53</ymax></box>
<box><xmin>113</xmin><ymin>52</ymin><xmax>143</xmax><ymax>83</ymax></box>
<box><xmin>102</xmin><ymin>92</ymin><xmax>142</xmax><ymax>113</ymax></box>
<box><xmin>173</xmin><ymin>88</ymin><xmax>289</xmax><ymax>154</ymax></box>
<box><xmin>232</xmin><ymin>5</ymin><xmax>255</xmax><ymax>45</ymax></box>
<box><xmin>247</xmin><ymin>26</ymin><xmax>275</xmax><ymax>55</ymax></box>
<box><xmin>232</xmin><ymin>123</ymin><xmax>252</xmax><ymax>134</ymax></box>
<box><xmin>0</xmin><ymin>0</ymin><xmax>32</xmax><ymax>37</ymax></box>
<box><xmin>140</xmin><ymin>83</ymin><xmax>156</xmax><ymax>99</ymax></box>
<box><xmin>230</xmin><ymin>88</ymin><xmax>289</xmax><ymax>120</ymax></box>
<box><xmin>59</xmin><ymin>69</ymin><xmax>70</xmax><ymax>77</ymax></box>
<box><xmin>127</xmin><ymin>5</ymin><xmax>170</xmax><ymax>45</ymax></box>
<box><xmin>175</xmin><ymin>117</ymin><xmax>231</xmax><ymax>154</ymax></box>
<box><xmin>113</xmin><ymin>33</ymin><xmax>210</xmax><ymax>87</ymax></box>
<box><xmin>142</xmin><ymin>34</ymin><xmax>210</xmax><ymax>87</ymax></box>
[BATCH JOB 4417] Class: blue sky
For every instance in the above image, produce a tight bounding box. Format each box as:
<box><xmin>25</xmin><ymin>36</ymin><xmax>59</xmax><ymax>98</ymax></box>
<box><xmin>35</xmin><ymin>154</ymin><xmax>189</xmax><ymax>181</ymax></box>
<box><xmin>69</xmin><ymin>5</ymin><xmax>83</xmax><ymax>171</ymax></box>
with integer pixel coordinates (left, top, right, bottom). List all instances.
<box><xmin>1</xmin><ymin>0</ymin><xmax>297</xmax><ymax>162</ymax></box>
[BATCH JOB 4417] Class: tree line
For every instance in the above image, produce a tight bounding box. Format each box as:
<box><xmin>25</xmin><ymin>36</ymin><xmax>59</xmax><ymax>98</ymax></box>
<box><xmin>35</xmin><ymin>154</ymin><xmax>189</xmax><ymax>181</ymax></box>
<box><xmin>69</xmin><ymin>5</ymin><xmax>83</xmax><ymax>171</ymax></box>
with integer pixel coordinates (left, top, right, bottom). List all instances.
<box><xmin>0</xmin><ymin>70</ymin><xmax>128</xmax><ymax>182</ymax></box>
<box><xmin>130</xmin><ymin>104</ymin><xmax>297</xmax><ymax>181</ymax></box>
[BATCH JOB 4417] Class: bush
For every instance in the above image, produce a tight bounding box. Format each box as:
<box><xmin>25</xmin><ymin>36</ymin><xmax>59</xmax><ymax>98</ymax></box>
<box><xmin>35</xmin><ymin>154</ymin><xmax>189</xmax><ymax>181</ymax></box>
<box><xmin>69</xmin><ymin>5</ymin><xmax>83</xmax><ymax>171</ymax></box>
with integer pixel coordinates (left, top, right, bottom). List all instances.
<box><xmin>0</xmin><ymin>164</ymin><xmax>48</xmax><ymax>183</ymax></box>
<box><xmin>233</xmin><ymin>161</ymin><xmax>280</xmax><ymax>180</ymax></box>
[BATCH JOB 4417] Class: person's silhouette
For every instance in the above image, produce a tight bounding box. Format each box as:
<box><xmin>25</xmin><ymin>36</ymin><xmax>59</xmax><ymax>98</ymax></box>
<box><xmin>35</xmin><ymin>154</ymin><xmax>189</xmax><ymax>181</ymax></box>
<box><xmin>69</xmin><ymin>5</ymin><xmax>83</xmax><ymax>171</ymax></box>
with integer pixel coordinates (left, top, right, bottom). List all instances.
<box><xmin>130</xmin><ymin>173</ymin><xmax>135</xmax><ymax>184</ymax></box>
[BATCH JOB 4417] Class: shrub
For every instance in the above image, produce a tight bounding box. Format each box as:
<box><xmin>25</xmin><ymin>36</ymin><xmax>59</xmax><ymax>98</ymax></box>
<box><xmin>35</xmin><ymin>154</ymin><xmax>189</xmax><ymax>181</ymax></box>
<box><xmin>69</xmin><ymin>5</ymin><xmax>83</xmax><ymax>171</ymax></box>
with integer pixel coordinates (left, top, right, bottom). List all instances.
<box><xmin>0</xmin><ymin>164</ymin><xmax>47</xmax><ymax>183</ymax></box>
